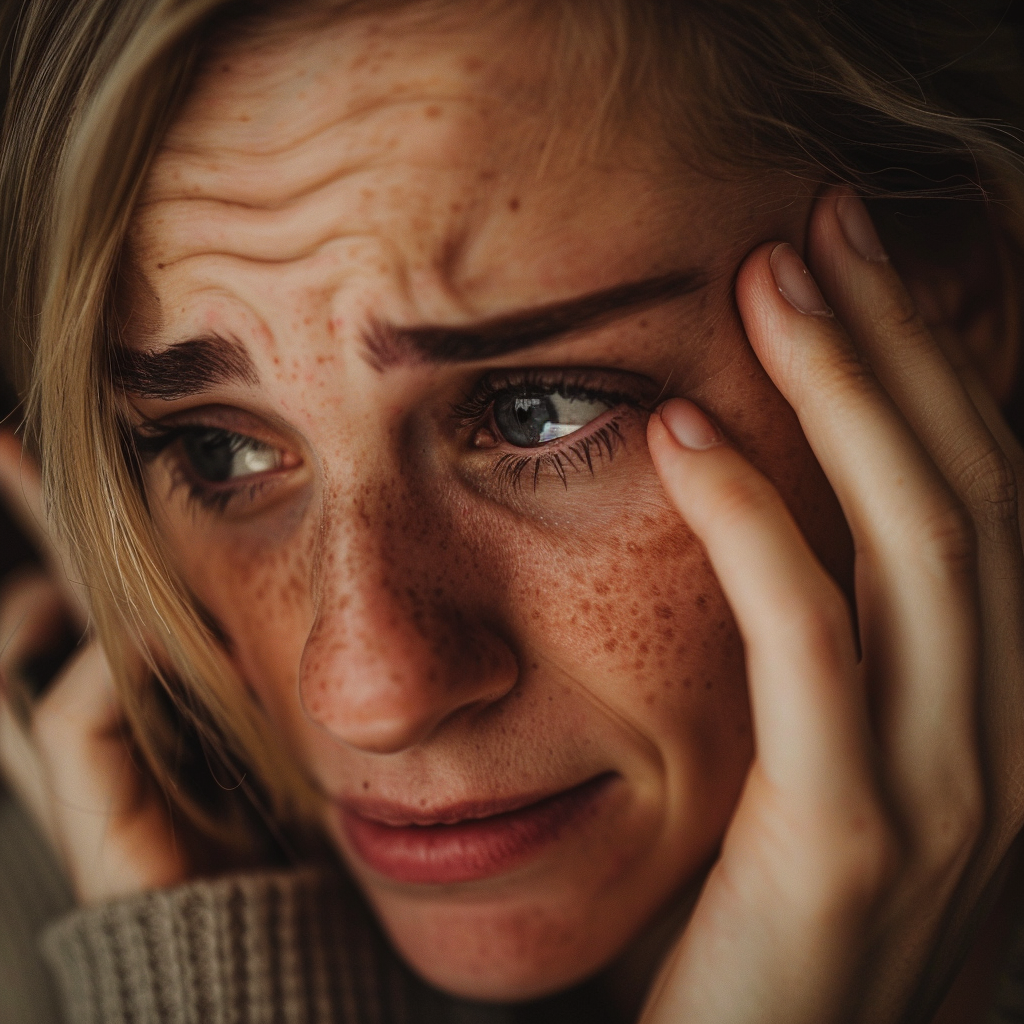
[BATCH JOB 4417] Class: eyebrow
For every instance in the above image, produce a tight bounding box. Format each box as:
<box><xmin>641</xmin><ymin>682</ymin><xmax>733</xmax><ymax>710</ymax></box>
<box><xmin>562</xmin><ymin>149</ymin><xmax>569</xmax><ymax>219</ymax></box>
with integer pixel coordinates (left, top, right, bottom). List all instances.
<box><xmin>112</xmin><ymin>335</ymin><xmax>258</xmax><ymax>400</ymax></box>
<box><xmin>363</xmin><ymin>270</ymin><xmax>705</xmax><ymax>370</ymax></box>
<box><xmin>112</xmin><ymin>270</ymin><xmax>704</xmax><ymax>400</ymax></box>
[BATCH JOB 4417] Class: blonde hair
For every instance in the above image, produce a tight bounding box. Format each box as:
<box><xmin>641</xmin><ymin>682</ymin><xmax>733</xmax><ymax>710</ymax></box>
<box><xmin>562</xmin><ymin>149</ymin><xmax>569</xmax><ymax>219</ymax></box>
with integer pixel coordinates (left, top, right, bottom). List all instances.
<box><xmin>2</xmin><ymin>0</ymin><xmax>1023</xmax><ymax>839</ymax></box>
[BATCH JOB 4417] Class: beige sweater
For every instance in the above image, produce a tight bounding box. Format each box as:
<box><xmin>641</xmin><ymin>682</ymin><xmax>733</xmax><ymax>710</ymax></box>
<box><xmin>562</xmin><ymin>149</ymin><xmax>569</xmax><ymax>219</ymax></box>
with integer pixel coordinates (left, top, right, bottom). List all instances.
<box><xmin>5</xmin><ymin>782</ymin><xmax>1024</xmax><ymax>1024</ymax></box>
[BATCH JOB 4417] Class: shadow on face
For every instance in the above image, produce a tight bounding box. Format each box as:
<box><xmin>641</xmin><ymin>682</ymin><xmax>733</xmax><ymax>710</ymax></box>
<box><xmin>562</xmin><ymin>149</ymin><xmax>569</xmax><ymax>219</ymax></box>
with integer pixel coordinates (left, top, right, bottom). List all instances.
<box><xmin>122</xmin><ymin>4</ymin><xmax>852</xmax><ymax>1002</ymax></box>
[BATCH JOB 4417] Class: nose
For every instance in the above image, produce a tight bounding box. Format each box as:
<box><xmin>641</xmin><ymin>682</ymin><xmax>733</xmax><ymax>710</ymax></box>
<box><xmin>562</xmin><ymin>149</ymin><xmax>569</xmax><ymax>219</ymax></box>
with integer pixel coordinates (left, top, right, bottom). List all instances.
<box><xmin>299</xmin><ymin>498</ymin><xmax>518</xmax><ymax>753</ymax></box>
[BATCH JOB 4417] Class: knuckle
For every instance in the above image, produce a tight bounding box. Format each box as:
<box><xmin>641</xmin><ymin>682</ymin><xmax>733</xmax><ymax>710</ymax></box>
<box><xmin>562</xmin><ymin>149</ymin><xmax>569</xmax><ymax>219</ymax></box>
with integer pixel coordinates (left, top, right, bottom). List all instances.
<box><xmin>786</xmin><ymin>595</ymin><xmax>853</xmax><ymax>669</ymax></box>
<box><xmin>879</xmin><ymin>291</ymin><xmax>931</xmax><ymax>347</ymax></box>
<box><xmin>921</xmin><ymin>769</ymin><xmax>985</xmax><ymax>877</ymax></box>
<box><xmin>803</xmin><ymin>810</ymin><xmax>902</xmax><ymax>921</ymax></box>
<box><xmin>951</xmin><ymin>443</ymin><xmax>1020</xmax><ymax>538</ymax></box>
<box><xmin>913</xmin><ymin>501</ymin><xmax>977</xmax><ymax>582</ymax></box>
<box><xmin>709</xmin><ymin>471</ymin><xmax>778</xmax><ymax>530</ymax></box>
<box><xmin>807</xmin><ymin>344</ymin><xmax>878</xmax><ymax>406</ymax></box>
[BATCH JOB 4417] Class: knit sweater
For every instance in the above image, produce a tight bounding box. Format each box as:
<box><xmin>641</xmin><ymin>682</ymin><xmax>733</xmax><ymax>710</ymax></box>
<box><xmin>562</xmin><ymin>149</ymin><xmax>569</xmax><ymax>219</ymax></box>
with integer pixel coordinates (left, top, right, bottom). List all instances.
<box><xmin>5</xmin><ymin>782</ymin><xmax>1024</xmax><ymax>1024</ymax></box>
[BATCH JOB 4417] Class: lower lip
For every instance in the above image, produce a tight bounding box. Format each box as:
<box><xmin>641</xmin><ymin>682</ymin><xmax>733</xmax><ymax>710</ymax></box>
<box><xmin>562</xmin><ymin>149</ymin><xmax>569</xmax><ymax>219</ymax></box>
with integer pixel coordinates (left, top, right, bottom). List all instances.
<box><xmin>339</xmin><ymin>774</ymin><xmax>615</xmax><ymax>885</ymax></box>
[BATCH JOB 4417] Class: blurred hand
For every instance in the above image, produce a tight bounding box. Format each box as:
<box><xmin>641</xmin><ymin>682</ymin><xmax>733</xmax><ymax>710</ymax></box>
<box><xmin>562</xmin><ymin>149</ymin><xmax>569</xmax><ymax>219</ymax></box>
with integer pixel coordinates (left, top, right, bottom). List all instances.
<box><xmin>0</xmin><ymin>432</ymin><xmax>187</xmax><ymax>903</ymax></box>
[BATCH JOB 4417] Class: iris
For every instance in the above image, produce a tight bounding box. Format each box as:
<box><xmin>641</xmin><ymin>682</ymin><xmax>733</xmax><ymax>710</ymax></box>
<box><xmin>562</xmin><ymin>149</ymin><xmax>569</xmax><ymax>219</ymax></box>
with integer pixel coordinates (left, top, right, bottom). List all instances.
<box><xmin>493</xmin><ymin>393</ymin><xmax>610</xmax><ymax>447</ymax></box>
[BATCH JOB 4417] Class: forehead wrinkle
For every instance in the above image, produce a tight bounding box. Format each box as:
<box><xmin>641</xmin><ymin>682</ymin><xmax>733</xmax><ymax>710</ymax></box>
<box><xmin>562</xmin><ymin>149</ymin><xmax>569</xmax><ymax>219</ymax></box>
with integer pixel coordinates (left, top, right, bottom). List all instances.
<box><xmin>160</xmin><ymin>93</ymin><xmax>488</xmax><ymax>165</ymax></box>
<box><xmin>149</xmin><ymin>120</ymin><xmax>485</xmax><ymax>213</ymax></box>
<box><xmin>152</xmin><ymin>75</ymin><xmax>500</xmax><ymax>207</ymax></box>
<box><xmin>135</xmin><ymin>177</ymin><xmax>406</xmax><ymax>266</ymax></box>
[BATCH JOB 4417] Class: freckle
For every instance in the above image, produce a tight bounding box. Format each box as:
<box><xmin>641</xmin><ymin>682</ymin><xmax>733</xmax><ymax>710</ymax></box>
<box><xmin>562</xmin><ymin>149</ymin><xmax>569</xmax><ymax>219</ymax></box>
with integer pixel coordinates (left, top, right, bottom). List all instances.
<box><xmin>639</xmin><ymin>318</ymin><xmax>649</xmax><ymax>329</ymax></box>
<box><xmin>156</xmin><ymin>263</ymin><xmax>165</xmax><ymax>270</ymax></box>
<box><xmin>633</xmin><ymin>659</ymin><xmax>644</xmax><ymax>671</ymax></box>
<box><xmin>603</xmin><ymin>638</ymin><xmax>618</xmax><ymax>653</ymax></box>
<box><xmin>629</xmin><ymin>629</ymin><xmax>639</xmax><ymax>640</ymax></box>
<box><xmin>579</xmin><ymin>600</ymin><xmax>591</xmax><ymax>613</ymax></box>
<box><xmin>424</xmin><ymin>104</ymin><xmax>442</xmax><ymax>118</ymax></box>
<box><xmin>655</xmin><ymin>604</ymin><xmax>673</xmax><ymax>619</ymax></box>
<box><xmin>238</xmin><ymin>113</ymin><xmax>251</xmax><ymax>122</ymax></box>
<box><xmin>362</xmin><ymin>781</ymin><xmax>369</xmax><ymax>790</ymax></box>
<box><xmin>594</xmin><ymin>582</ymin><xmax>609</xmax><ymax>596</ymax></box>
<box><xmin>705</xmin><ymin>680</ymin><xmax>714</xmax><ymax>690</ymax></box>
<box><xmin>645</xmin><ymin>693</ymin><xmax>655</xmax><ymax>705</ymax></box>
<box><xmin>508</xmin><ymin>197</ymin><xmax>520</xmax><ymax>212</ymax></box>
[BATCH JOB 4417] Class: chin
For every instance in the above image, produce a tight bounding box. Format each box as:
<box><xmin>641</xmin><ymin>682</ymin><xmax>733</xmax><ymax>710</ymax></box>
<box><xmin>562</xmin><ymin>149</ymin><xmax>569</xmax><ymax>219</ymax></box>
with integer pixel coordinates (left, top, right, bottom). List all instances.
<box><xmin>370</xmin><ymin>891</ymin><xmax>635</xmax><ymax>1002</ymax></box>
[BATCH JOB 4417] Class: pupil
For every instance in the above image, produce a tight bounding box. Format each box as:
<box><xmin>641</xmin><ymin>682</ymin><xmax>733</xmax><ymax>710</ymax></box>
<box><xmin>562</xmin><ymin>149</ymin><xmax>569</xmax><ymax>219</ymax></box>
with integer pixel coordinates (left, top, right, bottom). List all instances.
<box><xmin>182</xmin><ymin>430</ymin><xmax>237</xmax><ymax>482</ymax></box>
<box><xmin>495</xmin><ymin>395</ymin><xmax>556</xmax><ymax>447</ymax></box>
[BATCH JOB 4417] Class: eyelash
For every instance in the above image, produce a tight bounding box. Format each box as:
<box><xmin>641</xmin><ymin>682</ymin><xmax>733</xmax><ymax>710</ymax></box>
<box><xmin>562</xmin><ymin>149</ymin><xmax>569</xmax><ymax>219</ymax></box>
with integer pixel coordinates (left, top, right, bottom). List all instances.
<box><xmin>492</xmin><ymin>421</ymin><xmax>625</xmax><ymax>492</ymax></box>
<box><xmin>132</xmin><ymin>370</ymin><xmax>644</xmax><ymax>513</ymax></box>
<box><xmin>452</xmin><ymin>369</ymin><xmax>642</xmax><ymax>493</ymax></box>
<box><xmin>132</xmin><ymin>423</ymin><xmax>273</xmax><ymax>512</ymax></box>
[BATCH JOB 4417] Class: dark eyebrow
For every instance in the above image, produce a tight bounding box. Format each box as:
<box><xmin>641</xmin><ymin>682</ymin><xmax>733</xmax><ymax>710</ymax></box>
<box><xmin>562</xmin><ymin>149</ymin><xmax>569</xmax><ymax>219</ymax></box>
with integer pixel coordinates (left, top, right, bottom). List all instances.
<box><xmin>111</xmin><ymin>270</ymin><xmax>704</xmax><ymax>399</ymax></box>
<box><xmin>362</xmin><ymin>270</ymin><xmax>705</xmax><ymax>369</ymax></box>
<box><xmin>111</xmin><ymin>335</ymin><xmax>258</xmax><ymax>400</ymax></box>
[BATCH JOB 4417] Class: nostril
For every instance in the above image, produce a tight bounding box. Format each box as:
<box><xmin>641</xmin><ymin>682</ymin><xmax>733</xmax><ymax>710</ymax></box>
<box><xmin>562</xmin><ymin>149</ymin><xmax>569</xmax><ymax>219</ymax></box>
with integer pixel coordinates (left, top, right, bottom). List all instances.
<box><xmin>299</xmin><ymin>622</ymin><xmax>519</xmax><ymax>753</ymax></box>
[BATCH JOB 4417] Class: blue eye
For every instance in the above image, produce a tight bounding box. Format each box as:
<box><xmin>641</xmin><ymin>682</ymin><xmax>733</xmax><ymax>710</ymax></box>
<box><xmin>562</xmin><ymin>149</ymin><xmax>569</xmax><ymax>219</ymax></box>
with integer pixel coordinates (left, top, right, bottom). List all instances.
<box><xmin>493</xmin><ymin>392</ymin><xmax>611</xmax><ymax>448</ymax></box>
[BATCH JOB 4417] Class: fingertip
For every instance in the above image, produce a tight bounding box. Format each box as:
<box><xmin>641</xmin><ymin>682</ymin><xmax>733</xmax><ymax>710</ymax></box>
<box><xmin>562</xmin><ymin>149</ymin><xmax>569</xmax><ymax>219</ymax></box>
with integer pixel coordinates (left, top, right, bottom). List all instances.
<box><xmin>655</xmin><ymin>398</ymin><xmax>723</xmax><ymax>451</ymax></box>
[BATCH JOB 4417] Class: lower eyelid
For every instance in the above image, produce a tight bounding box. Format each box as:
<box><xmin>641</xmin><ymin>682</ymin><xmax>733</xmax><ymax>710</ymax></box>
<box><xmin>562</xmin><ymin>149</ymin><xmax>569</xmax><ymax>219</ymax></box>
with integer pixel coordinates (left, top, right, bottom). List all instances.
<box><xmin>485</xmin><ymin>409</ymin><xmax>633</xmax><ymax>494</ymax></box>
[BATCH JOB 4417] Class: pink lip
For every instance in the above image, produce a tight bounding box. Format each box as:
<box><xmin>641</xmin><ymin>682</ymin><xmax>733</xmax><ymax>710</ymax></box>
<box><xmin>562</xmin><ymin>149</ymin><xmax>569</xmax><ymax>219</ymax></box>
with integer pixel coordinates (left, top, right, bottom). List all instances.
<box><xmin>338</xmin><ymin>773</ymin><xmax>616</xmax><ymax>885</ymax></box>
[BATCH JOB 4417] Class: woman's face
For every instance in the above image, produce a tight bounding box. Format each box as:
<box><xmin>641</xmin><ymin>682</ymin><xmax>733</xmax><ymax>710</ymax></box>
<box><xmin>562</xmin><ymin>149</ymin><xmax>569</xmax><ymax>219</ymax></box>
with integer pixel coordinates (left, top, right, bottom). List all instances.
<box><xmin>125</xmin><ymin>11</ymin><xmax>850</xmax><ymax>1001</ymax></box>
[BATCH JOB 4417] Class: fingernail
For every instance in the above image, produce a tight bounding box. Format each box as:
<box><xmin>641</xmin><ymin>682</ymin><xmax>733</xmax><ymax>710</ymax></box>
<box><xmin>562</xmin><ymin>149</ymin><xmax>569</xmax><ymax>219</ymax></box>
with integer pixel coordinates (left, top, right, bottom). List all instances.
<box><xmin>658</xmin><ymin>399</ymin><xmax>722</xmax><ymax>450</ymax></box>
<box><xmin>836</xmin><ymin>196</ymin><xmax>888</xmax><ymax>262</ymax></box>
<box><xmin>770</xmin><ymin>243</ymin><xmax>833</xmax><ymax>316</ymax></box>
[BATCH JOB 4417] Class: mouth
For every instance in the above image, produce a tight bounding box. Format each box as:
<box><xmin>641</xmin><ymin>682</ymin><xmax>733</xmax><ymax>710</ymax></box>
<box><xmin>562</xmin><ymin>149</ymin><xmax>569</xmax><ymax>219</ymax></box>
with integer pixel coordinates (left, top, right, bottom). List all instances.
<box><xmin>336</xmin><ymin>773</ymin><xmax>618</xmax><ymax>885</ymax></box>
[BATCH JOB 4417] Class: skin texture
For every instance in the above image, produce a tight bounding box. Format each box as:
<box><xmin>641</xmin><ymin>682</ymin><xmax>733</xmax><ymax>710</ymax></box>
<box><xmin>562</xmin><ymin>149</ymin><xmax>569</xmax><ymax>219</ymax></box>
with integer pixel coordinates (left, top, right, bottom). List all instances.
<box><xmin>119</xmin><ymin>11</ymin><xmax>853</xmax><ymax>1000</ymax></box>
<box><xmin>4</xmin><ymin>6</ymin><xmax>1024</xmax><ymax>1023</ymax></box>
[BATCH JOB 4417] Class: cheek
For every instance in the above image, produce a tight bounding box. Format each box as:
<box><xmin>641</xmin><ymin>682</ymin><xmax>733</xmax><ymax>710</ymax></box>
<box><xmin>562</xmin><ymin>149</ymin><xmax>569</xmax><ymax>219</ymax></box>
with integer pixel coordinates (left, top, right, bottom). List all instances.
<box><xmin>159</xmin><ymin>509</ymin><xmax>317</xmax><ymax>726</ymax></box>
<box><xmin>490</xmin><ymin>476</ymin><xmax>752</xmax><ymax>770</ymax></box>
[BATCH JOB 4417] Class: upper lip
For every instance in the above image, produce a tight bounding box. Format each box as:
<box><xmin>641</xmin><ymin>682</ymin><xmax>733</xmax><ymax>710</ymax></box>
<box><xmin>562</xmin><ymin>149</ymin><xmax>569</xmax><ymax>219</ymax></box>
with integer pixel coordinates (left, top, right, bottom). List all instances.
<box><xmin>336</xmin><ymin>773</ymin><xmax>613</xmax><ymax>828</ymax></box>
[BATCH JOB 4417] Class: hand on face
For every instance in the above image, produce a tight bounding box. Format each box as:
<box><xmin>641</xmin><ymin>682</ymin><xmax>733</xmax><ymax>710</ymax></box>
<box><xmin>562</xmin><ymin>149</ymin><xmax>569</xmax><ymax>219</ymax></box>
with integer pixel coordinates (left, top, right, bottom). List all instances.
<box><xmin>643</xmin><ymin>190</ymin><xmax>1024</xmax><ymax>1024</ymax></box>
<box><xmin>0</xmin><ymin>435</ymin><xmax>188</xmax><ymax>903</ymax></box>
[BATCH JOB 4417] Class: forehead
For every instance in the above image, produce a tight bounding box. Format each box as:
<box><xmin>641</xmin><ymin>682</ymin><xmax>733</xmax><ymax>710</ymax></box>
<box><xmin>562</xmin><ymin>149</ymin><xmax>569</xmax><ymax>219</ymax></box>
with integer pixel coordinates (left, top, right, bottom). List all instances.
<box><xmin>131</xmin><ymin>8</ymin><xmax>771</xmax><ymax>330</ymax></box>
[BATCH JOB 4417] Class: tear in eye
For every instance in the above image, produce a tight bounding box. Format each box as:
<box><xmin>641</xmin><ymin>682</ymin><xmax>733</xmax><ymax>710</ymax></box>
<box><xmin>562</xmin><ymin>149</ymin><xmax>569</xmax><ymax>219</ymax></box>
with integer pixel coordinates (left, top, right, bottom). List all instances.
<box><xmin>493</xmin><ymin>392</ymin><xmax>611</xmax><ymax>447</ymax></box>
<box><xmin>182</xmin><ymin>428</ymin><xmax>282</xmax><ymax>482</ymax></box>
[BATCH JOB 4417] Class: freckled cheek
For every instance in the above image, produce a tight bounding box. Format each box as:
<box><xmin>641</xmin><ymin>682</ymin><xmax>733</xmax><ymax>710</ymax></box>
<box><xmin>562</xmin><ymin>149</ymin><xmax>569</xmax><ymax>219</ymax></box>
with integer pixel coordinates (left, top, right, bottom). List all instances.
<box><xmin>160</xmin><ymin>518</ymin><xmax>316</xmax><ymax>725</ymax></box>
<box><xmin>500</xmin><ymin>492</ymin><xmax>752</xmax><ymax>764</ymax></box>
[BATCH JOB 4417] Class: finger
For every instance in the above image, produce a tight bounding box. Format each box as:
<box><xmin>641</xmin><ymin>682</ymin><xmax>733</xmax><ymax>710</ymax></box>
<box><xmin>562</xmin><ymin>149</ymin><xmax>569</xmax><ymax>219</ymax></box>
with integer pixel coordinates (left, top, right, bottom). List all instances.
<box><xmin>647</xmin><ymin>402</ymin><xmax>870</xmax><ymax>803</ymax></box>
<box><xmin>735</xmin><ymin>242</ymin><xmax>981</xmax><ymax>848</ymax></box>
<box><xmin>808</xmin><ymin>193</ymin><xmax>1019</xmax><ymax>849</ymax></box>
<box><xmin>32</xmin><ymin>643</ymin><xmax>185</xmax><ymax>901</ymax></box>
<box><xmin>0</xmin><ymin>567</ymin><xmax>82</xmax><ymax>707</ymax></box>
<box><xmin>0</xmin><ymin>431</ymin><xmax>88</xmax><ymax>625</ymax></box>
<box><xmin>645</xmin><ymin>403</ymin><xmax>891</xmax><ymax>1024</ymax></box>
<box><xmin>0</xmin><ymin>569</ymin><xmax>69</xmax><ymax>844</ymax></box>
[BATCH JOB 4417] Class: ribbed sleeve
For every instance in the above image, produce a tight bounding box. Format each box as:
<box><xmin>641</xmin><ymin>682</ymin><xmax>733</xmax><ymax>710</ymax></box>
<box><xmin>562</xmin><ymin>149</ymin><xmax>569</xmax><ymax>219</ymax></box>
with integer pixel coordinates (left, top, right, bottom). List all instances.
<box><xmin>40</xmin><ymin>869</ymin><xmax>446</xmax><ymax>1024</ymax></box>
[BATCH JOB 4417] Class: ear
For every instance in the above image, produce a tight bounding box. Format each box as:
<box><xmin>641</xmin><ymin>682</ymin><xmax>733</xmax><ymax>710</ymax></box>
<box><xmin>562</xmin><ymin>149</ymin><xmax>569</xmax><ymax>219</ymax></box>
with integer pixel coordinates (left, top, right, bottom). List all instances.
<box><xmin>870</xmin><ymin>199</ymin><xmax>1021</xmax><ymax>406</ymax></box>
